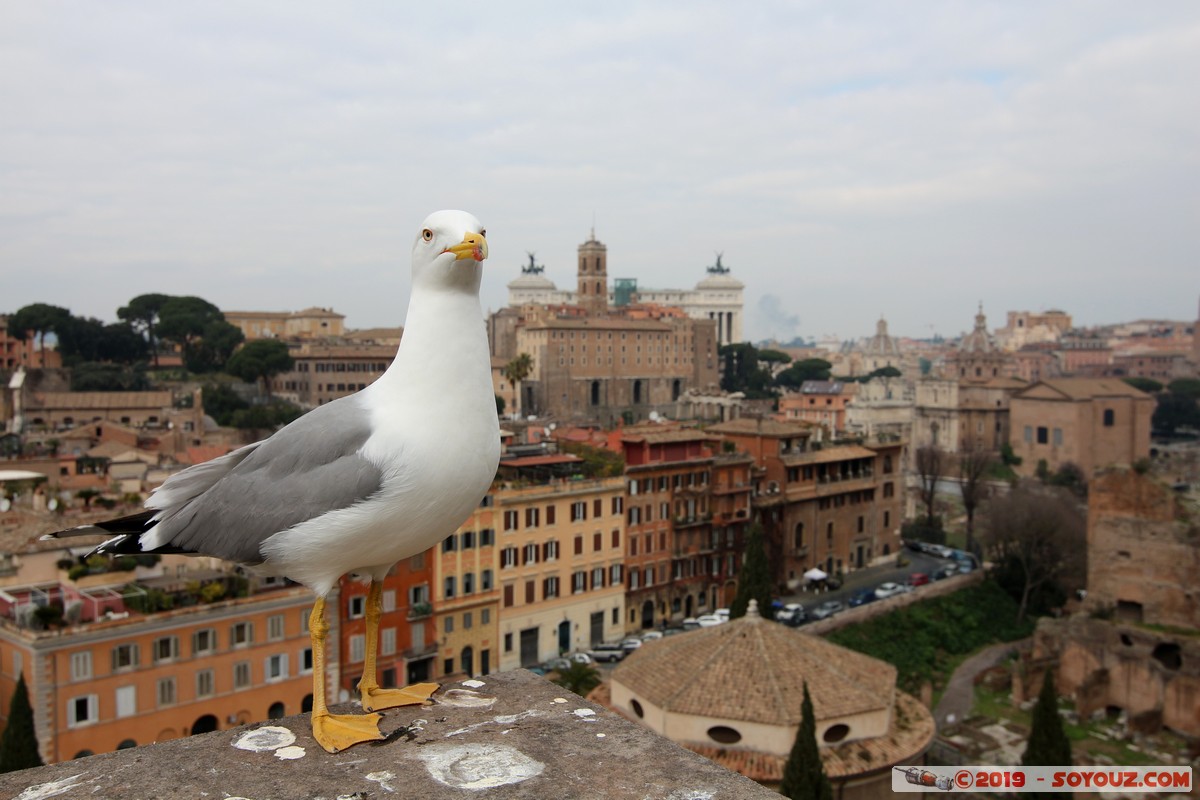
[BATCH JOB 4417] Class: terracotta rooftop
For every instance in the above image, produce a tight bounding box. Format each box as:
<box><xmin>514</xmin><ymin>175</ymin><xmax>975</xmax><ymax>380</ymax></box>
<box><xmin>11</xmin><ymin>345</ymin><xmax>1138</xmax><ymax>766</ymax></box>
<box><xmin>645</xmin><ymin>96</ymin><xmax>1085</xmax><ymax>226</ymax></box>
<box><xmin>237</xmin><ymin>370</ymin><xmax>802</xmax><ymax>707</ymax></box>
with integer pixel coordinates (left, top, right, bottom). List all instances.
<box><xmin>705</xmin><ymin>418</ymin><xmax>814</xmax><ymax>438</ymax></box>
<box><xmin>29</xmin><ymin>391</ymin><xmax>173</xmax><ymax>410</ymax></box>
<box><xmin>621</xmin><ymin>428</ymin><xmax>716</xmax><ymax>445</ymax></box>
<box><xmin>611</xmin><ymin>610</ymin><xmax>895</xmax><ymax>726</ymax></box>
<box><xmin>1018</xmin><ymin>378</ymin><xmax>1153</xmax><ymax>400</ymax></box>
<box><xmin>781</xmin><ymin>444</ymin><xmax>878</xmax><ymax>465</ymax></box>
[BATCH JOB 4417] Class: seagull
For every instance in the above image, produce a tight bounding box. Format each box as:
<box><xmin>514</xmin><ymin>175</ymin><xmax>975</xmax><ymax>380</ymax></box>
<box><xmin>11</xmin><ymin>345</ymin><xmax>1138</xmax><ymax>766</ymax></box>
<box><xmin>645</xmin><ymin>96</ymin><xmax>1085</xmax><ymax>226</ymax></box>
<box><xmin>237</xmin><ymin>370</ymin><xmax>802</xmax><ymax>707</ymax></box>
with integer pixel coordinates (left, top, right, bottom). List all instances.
<box><xmin>45</xmin><ymin>210</ymin><xmax>501</xmax><ymax>753</ymax></box>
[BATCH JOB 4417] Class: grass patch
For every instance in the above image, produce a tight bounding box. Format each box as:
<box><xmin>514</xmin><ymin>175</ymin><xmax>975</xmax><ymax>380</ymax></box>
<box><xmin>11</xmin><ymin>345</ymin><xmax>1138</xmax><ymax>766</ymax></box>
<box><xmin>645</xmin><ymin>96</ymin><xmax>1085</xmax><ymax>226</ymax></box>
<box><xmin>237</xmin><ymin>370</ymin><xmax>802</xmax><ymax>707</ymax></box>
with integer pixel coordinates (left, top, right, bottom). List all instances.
<box><xmin>827</xmin><ymin>580</ymin><xmax>1033</xmax><ymax>695</ymax></box>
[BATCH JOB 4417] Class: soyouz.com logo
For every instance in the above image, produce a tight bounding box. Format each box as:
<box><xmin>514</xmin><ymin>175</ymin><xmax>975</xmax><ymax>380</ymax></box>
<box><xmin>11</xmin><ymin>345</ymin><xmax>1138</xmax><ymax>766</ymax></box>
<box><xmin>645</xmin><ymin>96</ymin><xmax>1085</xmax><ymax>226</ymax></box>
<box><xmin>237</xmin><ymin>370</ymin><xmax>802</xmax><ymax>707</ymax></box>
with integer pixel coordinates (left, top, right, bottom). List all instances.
<box><xmin>892</xmin><ymin>766</ymin><xmax>1192</xmax><ymax>792</ymax></box>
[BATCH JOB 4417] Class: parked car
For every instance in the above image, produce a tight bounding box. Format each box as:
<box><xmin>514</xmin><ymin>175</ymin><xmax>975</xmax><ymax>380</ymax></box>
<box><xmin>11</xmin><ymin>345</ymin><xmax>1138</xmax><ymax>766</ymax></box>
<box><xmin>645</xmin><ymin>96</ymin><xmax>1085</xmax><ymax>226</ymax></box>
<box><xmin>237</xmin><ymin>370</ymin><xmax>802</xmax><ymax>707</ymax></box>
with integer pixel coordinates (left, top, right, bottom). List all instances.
<box><xmin>810</xmin><ymin>600</ymin><xmax>844</xmax><ymax>620</ymax></box>
<box><xmin>929</xmin><ymin>544</ymin><xmax>954</xmax><ymax>559</ymax></box>
<box><xmin>874</xmin><ymin>581</ymin><xmax>906</xmax><ymax>599</ymax></box>
<box><xmin>696</xmin><ymin>613</ymin><xmax>724</xmax><ymax>627</ymax></box>
<box><xmin>909</xmin><ymin>572</ymin><xmax>931</xmax><ymax>587</ymax></box>
<box><xmin>714</xmin><ymin>608</ymin><xmax>730</xmax><ymax>622</ymax></box>
<box><xmin>545</xmin><ymin>652</ymin><xmax>594</xmax><ymax>672</ymax></box>
<box><xmin>620</xmin><ymin>637</ymin><xmax>643</xmax><ymax>651</ymax></box>
<box><xmin>640</xmin><ymin>630</ymin><xmax>664</xmax><ymax>642</ymax></box>
<box><xmin>933</xmin><ymin>563</ymin><xmax>958</xmax><ymax>580</ymax></box>
<box><xmin>848</xmin><ymin>588</ymin><xmax>877</xmax><ymax>607</ymax></box>
<box><xmin>681</xmin><ymin>617</ymin><xmax>700</xmax><ymax>630</ymax></box>
<box><xmin>588</xmin><ymin>643</ymin><xmax>627</xmax><ymax>663</ymax></box>
<box><xmin>775</xmin><ymin>602</ymin><xmax>806</xmax><ymax>626</ymax></box>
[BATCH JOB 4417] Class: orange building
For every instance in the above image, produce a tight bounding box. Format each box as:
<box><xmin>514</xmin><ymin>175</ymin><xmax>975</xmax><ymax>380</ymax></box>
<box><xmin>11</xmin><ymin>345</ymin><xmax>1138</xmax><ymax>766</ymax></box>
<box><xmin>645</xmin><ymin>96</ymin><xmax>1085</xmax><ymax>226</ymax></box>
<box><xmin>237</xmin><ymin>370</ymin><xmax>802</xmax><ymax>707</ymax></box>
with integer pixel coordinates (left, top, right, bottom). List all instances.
<box><xmin>777</xmin><ymin>381</ymin><xmax>856</xmax><ymax>434</ymax></box>
<box><xmin>614</xmin><ymin>426</ymin><xmax>752</xmax><ymax>630</ymax></box>
<box><xmin>434</xmin><ymin>496</ymin><xmax>501</xmax><ymax>679</ymax></box>
<box><xmin>705</xmin><ymin>419</ymin><xmax>905</xmax><ymax>586</ymax></box>
<box><xmin>0</xmin><ymin>583</ymin><xmax>316</xmax><ymax>764</ymax></box>
<box><xmin>335</xmin><ymin>548</ymin><xmax>439</xmax><ymax>698</ymax></box>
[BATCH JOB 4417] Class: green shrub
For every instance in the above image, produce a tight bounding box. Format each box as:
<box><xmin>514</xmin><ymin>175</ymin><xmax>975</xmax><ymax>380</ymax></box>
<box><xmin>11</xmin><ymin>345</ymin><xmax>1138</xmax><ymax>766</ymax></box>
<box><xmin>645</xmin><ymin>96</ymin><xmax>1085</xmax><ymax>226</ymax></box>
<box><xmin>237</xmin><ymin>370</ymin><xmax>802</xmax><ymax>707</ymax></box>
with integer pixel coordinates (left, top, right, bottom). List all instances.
<box><xmin>827</xmin><ymin>581</ymin><xmax>1034</xmax><ymax>695</ymax></box>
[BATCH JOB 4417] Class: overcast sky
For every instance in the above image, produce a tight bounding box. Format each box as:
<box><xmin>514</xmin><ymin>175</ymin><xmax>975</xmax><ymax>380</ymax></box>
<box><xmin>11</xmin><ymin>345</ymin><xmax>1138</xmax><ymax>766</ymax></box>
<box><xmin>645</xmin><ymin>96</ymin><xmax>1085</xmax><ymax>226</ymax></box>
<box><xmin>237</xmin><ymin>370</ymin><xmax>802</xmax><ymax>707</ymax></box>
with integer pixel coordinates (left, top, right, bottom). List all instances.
<box><xmin>3</xmin><ymin>2</ymin><xmax>1197</xmax><ymax>344</ymax></box>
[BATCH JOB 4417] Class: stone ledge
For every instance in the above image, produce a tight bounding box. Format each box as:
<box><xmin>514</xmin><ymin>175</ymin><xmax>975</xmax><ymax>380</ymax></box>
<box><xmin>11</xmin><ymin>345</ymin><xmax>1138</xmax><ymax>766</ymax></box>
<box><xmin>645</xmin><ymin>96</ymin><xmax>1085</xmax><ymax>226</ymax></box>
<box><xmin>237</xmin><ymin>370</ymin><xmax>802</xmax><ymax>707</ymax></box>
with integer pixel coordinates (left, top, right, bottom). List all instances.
<box><xmin>0</xmin><ymin>670</ymin><xmax>779</xmax><ymax>800</ymax></box>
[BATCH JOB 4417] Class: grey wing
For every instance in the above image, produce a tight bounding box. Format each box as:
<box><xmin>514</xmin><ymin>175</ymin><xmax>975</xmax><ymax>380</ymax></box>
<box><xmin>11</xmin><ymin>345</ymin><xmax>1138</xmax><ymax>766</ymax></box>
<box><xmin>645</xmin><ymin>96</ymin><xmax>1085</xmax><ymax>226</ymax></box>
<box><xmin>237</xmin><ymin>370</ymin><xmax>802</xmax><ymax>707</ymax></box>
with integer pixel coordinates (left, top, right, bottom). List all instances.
<box><xmin>147</xmin><ymin>394</ymin><xmax>386</xmax><ymax>564</ymax></box>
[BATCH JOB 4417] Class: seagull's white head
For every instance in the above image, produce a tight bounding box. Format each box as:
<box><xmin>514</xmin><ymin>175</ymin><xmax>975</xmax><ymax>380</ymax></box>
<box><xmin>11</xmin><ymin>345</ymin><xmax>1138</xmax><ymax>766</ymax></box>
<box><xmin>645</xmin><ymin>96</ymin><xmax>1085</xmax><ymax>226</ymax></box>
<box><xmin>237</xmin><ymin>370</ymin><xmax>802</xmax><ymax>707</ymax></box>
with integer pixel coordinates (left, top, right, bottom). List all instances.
<box><xmin>411</xmin><ymin>209</ymin><xmax>489</xmax><ymax>295</ymax></box>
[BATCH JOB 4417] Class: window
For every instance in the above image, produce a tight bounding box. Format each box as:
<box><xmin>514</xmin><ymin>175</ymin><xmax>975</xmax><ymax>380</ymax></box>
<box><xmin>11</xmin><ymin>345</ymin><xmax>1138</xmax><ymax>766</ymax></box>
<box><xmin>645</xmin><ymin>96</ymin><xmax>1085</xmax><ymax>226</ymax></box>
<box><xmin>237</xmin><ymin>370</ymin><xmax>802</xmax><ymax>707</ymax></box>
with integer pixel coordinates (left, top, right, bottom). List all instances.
<box><xmin>350</xmin><ymin>634</ymin><xmax>365</xmax><ymax>662</ymax></box>
<box><xmin>504</xmin><ymin>632</ymin><xmax>513</xmax><ymax>652</ymax></box>
<box><xmin>70</xmin><ymin>651</ymin><xmax>92</xmax><ymax>681</ymax></box>
<box><xmin>444</xmin><ymin>576</ymin><xmax>456</xmax><ymax>598</ymax></box>
<box><xmin>68</xmin><ymin>694</ymin><xmax>99</xmax><ymax>727</ymax></box>
<box><xmin>525</xmin><ymin>580</ymin><xmax>535</xmax><ymax>604</ymax></box>
<box><xmin>501</xmin><ymin>546</ymin><xmax>517</xmax><ymax>568</ymax></box>
<box><xmin>1024</xmin><ymin>425</ymin><xmax>1033</xmax><ymax>443</ymax></box>
<box><xmin>115</xmin><ymin>685</ymin><xmax>136</xmax><ymax>718</ymax></box>
<box><xmin>266</xmin><ymin>654</ymin><xmax>289</xmax><ymax>682</ymax></box>
<box><xmin>544</xmin><ymin>540</ymin><xmax>560</xmax><ymax>561</ymax></box>
<box><xmin>157</xmin><ymin>677</ymin><xmax>176</xmax><ymax>707</ymax></box>
<box><xmin>544</xmin><ymin>576</ymin><xmax>560</xmax><ymax>598</ymax></box>
<box><xmin>480</xmin><ymin>528</ymin><xmax>495</xmax><ymax>546</ymax></box>
<box><xmin>525</xmin><ymin>508</ymin><xmax>539</xmax><ymax>527</ymax></box>
<box><xmin>463</xmin><ymin>612</ymin><xmax>473</xmax><ymax>630</ymax></box>
<box><xmin>461</xmin><ymin>530</ymin><xmax>475</xmax><ymax>549</ymax></box>
<box><xmin>523</xmin><ymin>543</ymin><xmax>539</xmax><ymax>565</ymax></box>
<box><xmin>382</xmin><ymin>591</ymin><xmax>396</xmax><ymax>613</ymax></box>
<box><xmin>153</xmin><ymin>636</ymin><xmax>179</xmax><ymax>663</ymax></box>
<box><xmin>609</xmin><ymin>564</ymin><xmax>623</xmax><ymax>585</ymax></box>
<box><xmin>504</xmin><ymin>510</ymin><xmax>519</xmax><ymax>531</ymax></box>
<box><xmin>1037</xmin><ymin>426</ymin><xmax>1049</xmax><ymax>444</ymax></box>
<box><xmin>347</xmin><ymin>596</ymin><xmax>366</xmax><ymax>618</ymax></box>
<box><xmin>611</xmin><ymin>497</ymin><xmax>623</xmax><ymax>514</ymax></box>
<box><xmin>481</xmin><ymin>569</ymin><xmax>493</xmax><ymax>590</ymax></box>
<box><xmin>196</xmin><ymin>669</ymin><xmax>214</xmax><ymax>699</ymax></box>
<box><xmin>1104</xmin><ymin>408</ymin><xmax>1115</xmax><ymax>426</ymax></box>
<box><xmin>593</xmin><ymin>532</ymin><xmax>602</xmax><ymax>552</ymax></box>
<box><xmin>794</xmin><ymin>523</ymin><xmax>804</xmax><ymax>549</ymax></box>
<box><xmin>234</xmin><ymin>661</ymin><xmax>252</xmax><ymax>690</ymax></box>
<box><xmin>112</xmin><ymin>643</ymin><xmax>139</xmax><ymax>672</ymax></box>
<box><xmin>442</xmin><ymin>534</ymin><xmax>457</xmax><ymax>552</ymax></box>
<box><xmin>574</xmin><ymin>535</ymin><xmax>583</xmax><ymax>555</ymax></box>
<box><xmin>231</xmin><ymin>622</ymin><xmax>253</xmax><ymax>647</ymax></box>
<box><xmin>545</xmin><ymin>505</ymin><xmax>556</xmax><ymax>525</ymax></box>
<box><xmin>1053</xmin><ymin>427</ymin><xmax>1063</xmax><ymax>446</ymax></box>
<box><xmin>503</xmin><ymin>584</ymin><xmax>514</xmax><ymax>608</ymax></box>
<box><xmin>573</xmin><ymin>571</ymin><xmax>587</xmax><ymax>594</ymax></box>
<box><xmin>571</xmin><ymin>501</ymin><xmax>587</xmax><ymax>522</ymax></box>
<box><xmin>611</xmin><ymin>529</ymin><xmax>620</xmax><ymax>548</ymax></box>
<box><xmin>268</xmin><ymin>614</ymin><xmax>285</xmax><ymax>641</ymax></box>
<box><xmin>482</xmin><ymin>608</ymin><xmax>490</xmax><ymax>625</ymax></box>
<box><xmin>301</xmin><ymin>647</ymin><xmax>313</xmax><ymax>673</ymax></box>
<box><xmin>381</xmin><ymin>628</ymin><xmax>397</xmax><ymax>656</ymax></box>
<box><xmin>463</xmin><ymin>572</ymin><xmax>476</xmax><ymax>595</ymax></box>
<box><xmin>593</xmin><ymin>499</ymin><xmax>602</xmax><ymax>518</ymax></box>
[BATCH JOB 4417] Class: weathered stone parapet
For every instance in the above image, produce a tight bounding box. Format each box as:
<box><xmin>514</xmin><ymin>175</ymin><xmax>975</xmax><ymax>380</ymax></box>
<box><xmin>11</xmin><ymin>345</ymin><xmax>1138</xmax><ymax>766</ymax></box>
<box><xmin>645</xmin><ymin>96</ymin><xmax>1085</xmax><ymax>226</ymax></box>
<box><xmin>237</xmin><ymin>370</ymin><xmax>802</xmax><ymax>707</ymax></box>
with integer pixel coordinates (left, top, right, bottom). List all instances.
<box><xmin>0</xmin><ymin>670</ymin><xmax>779</xmax><ymax>800</ymax></box>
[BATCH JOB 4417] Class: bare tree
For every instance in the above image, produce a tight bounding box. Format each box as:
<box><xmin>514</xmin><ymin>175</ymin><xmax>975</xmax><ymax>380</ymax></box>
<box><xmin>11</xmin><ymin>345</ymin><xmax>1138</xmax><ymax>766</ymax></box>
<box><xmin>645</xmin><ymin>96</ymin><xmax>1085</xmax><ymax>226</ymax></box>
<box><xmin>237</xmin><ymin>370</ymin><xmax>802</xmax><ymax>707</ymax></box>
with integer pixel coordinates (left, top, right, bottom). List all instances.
<box><xmin>914</xmin><ymin>445</ymin><xmax>943</xmax><ymax>528</ymax></box>
<box><xmin>958</xmin><ymin>447</ymin><xmax>995</xmax><ymax>557</ymax></box>
<box><xmin>980</xmin><ymin>481</ymin><xmax>1086</xmax><ymax>620</ymax></box>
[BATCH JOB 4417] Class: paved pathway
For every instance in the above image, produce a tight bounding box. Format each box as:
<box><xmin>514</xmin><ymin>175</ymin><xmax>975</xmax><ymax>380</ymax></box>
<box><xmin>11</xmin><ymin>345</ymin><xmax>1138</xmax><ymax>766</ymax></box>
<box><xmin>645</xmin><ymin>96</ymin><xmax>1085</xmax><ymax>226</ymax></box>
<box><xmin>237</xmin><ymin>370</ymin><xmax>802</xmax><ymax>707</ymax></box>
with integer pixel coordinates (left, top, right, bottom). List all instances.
<box><xmin>934</xmin><ymin>639</ymin><xmax>1028</xmax><ymax>729</ymax></box>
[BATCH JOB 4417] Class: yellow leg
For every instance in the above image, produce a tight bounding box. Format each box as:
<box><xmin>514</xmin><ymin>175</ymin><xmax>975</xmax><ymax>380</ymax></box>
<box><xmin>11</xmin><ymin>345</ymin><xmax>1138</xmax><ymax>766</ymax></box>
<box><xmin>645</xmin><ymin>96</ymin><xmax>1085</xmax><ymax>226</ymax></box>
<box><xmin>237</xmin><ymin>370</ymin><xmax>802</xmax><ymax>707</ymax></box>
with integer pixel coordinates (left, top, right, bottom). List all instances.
<box><xmin>309</xmin><ymin>596</ymin><xmax>383</xmax><ymax>753</ymax></box>
<box><xmin>357</xmin><ymin>579</ymin><xmax>438</xmax><ymax>712</ymax></box>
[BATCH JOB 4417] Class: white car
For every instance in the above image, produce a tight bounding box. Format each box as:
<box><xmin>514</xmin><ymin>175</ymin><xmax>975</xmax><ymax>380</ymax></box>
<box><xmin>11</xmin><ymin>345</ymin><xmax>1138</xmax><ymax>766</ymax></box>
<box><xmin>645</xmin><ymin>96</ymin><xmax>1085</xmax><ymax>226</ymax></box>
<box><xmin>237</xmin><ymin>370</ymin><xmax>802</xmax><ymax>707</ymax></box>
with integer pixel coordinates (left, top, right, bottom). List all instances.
<box><xmin>695</xmin><ymin>614</ymin><xmax>724</xmax><ymax>627</ymax></box>
<box><xmin>620</xmin><ymin>637</ymin><xmax>643</xmax><ymax>651</ymax></box>
<box><xmin>640</xmin><ymin>630</ymin><xmax>664</xmax><ymax>642</ymax></box>
<box><xmin>714</xmin><ymin>608</ymin><xmax>730</xmax><ymax>622</ymax></box>
<box><xmin>874</xmin><ymin>581</ymin><xmax>906</xmax><ymax>599</ymax></box>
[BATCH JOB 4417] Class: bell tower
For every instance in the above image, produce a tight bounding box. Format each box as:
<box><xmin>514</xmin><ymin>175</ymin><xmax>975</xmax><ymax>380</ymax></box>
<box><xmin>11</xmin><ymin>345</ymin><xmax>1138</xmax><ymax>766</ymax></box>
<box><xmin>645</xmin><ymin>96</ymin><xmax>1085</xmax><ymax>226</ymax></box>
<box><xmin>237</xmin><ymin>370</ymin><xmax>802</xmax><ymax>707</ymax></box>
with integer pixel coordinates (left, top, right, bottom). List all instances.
<box><xmin>577</xmin><ymin>228</ymin><xmax>608</xmax><ymax>317</ymax></box>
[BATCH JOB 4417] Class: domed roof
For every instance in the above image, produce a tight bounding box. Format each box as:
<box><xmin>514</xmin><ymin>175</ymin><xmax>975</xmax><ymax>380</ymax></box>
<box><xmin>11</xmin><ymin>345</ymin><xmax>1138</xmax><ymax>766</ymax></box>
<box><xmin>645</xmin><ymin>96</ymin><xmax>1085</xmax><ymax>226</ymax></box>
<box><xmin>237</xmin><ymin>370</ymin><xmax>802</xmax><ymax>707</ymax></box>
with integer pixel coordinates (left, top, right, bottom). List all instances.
<box><xmin>696</xmin><ymin>272</ymin><xmax>745</xmax><ymax>290</ymax></box>
<box><xmin>612</xmin><ymin>605</ymin><xmax>895</xmax><ymax>726</ymax></box>
<box><xmin>507</xmin><ymin>272</ymin><xmax>557</xmax><ymax>290</ymax></box>
<box><xmin>861</xmin><ymin>317</ymin><xmax>901</xmax><ymax>357</ymax></box>
<box><xmin>959</xmin><ymin>304</ymin><xmax>997</xmax><ymax>353</ymax></box>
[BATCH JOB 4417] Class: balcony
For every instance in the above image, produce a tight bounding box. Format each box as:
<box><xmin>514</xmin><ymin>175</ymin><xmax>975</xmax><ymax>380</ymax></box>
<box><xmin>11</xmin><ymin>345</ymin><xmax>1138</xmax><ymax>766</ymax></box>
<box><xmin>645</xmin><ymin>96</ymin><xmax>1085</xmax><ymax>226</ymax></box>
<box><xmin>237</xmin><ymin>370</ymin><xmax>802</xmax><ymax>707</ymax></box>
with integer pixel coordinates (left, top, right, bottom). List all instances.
<box><xmin>0</xmin><ymin>670</ymin><xmax>777</xmax><ymax>799</ymax></box>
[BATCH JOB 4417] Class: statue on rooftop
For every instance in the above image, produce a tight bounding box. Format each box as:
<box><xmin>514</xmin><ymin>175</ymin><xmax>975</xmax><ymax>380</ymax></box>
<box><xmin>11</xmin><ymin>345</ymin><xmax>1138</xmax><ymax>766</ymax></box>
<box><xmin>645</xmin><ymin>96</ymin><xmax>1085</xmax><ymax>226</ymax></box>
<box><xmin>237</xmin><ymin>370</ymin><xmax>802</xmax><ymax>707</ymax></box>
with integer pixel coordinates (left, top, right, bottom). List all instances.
<box><xmin>522</xmin><ymin>252</ymin><xmax>545</xmax><ymax>275</ymax></box>
<box><xmin>707</xmin><ymin>252</ymin><xmax>731</xmax><ymax>274</ymax></box>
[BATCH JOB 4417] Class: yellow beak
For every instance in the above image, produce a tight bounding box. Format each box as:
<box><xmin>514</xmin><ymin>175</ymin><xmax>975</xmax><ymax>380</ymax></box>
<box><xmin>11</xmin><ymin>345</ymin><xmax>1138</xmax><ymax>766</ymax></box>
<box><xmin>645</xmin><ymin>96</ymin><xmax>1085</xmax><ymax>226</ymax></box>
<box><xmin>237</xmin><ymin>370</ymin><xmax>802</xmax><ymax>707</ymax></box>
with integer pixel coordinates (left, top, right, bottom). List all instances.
<box><xmin>443</xmin><ymin>232</ymin><xmax>489</xmax><ymax>262</ymax></box>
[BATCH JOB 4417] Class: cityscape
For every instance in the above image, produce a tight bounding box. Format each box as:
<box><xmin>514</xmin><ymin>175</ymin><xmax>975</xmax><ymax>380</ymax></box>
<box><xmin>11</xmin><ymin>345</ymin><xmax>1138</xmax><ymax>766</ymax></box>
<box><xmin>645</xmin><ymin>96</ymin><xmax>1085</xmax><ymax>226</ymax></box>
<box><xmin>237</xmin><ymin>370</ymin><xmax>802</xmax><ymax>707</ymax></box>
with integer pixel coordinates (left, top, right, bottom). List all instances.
<box><xmin>1</xmin><ymin>231</ymin><xmax>1197</xmax><ymax>793</ymax></box>
<box><xmin>2</xmin><ymin>4</ymin><xmax>1198</xmax><ymax>797</ymax></box>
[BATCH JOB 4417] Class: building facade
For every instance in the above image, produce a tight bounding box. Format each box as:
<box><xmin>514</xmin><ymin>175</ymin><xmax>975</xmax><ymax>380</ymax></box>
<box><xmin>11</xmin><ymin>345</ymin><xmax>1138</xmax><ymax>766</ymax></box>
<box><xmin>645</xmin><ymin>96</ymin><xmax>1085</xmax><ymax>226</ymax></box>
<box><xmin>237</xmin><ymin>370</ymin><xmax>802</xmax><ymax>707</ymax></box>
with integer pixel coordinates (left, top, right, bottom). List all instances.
<box><xmin>1009</xmin><ymin>379</ymin><xmax>1154</xmax><ymax>477</ymax></box>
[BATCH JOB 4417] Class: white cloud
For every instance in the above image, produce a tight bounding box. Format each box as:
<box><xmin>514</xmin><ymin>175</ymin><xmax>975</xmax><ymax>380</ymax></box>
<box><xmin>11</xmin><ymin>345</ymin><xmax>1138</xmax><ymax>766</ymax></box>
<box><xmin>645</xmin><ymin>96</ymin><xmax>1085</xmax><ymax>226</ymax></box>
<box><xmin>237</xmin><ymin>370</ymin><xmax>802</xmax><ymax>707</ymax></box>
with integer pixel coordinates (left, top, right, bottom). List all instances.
<box><xmin>1</xmin><ymin>2</ymin><xmax>1197</xmax><ymax>342</ymax></box>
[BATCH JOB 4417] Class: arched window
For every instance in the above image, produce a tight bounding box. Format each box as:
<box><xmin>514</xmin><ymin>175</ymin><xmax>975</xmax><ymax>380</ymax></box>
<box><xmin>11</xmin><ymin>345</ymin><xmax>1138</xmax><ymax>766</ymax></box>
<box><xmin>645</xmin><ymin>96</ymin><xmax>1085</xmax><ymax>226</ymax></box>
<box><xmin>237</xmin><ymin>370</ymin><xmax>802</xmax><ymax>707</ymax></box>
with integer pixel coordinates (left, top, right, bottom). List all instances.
<box><xmin>267</xmin><ymin>702</ymin><xmax>285</xmax><ymax>720</ymax></box>
<box><xmin>823</xmin><ymin>723</ymin><xmax>850</xmax><ymax>742</ymax></box>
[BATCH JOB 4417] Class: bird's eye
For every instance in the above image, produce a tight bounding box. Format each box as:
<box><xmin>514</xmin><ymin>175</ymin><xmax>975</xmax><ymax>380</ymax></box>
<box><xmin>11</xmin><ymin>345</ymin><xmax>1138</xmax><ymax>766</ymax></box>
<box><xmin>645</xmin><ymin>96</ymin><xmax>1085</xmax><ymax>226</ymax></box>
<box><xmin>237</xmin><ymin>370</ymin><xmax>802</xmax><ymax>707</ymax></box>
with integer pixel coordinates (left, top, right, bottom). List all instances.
<box><xmin>422</xmin><ymin>229</ymin><xmax>433</xmax><ymax>241</ymax></box>
<box><xmin>479</xmin><ymin>229</ymin><xmax>486</xmax><ymax>238</ymax></box>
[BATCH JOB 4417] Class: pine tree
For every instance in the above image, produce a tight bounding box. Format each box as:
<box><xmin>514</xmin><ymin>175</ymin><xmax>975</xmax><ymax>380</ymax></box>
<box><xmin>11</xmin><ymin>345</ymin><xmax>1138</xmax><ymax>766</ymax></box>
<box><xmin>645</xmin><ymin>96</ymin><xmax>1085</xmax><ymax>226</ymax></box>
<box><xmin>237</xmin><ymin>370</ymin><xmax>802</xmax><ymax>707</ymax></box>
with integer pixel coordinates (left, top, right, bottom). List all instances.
<box><xmin>0</xmin><ymin>675</ymin><xmax>44</xmax><ymax>773</ymax></box>
<box><xmin>1022</xmin><ymin>669</ymin><xmax>1072</xmax><ymax>768</ymax></box>
<box><xmin>780</xmin><ymin>682</ymin><xmax>833</xmax><ymax>800</ymax></box>
<box><xmin>730</xmin><ymin>520</ymin><xmax>773</xmax><ymax>619</ymax></box>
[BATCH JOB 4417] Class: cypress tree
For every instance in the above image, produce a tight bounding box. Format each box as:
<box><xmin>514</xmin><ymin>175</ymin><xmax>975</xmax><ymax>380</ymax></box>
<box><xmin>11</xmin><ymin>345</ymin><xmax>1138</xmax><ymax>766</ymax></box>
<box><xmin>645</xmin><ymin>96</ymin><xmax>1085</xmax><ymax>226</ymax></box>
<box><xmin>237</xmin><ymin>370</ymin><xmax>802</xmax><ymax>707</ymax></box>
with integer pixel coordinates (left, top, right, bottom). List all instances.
<box><xmin>780</xmin><ymin>682</ymin><xmax>833</xmax><ymax>800</ymax></box>
<box><xmin>730</xmin><ymin>520</ymin><xmax>773</xmax><ymax>619</ymax></box>
<box><xmin>0</xmin><ymin>674</ymin><xmax>44</xmax><ymax>773</ymax></box>
<box><xmin>1022</xmin><ymin>669</ymin><xmax>1072</xmax><ymax>768</ymax></box>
